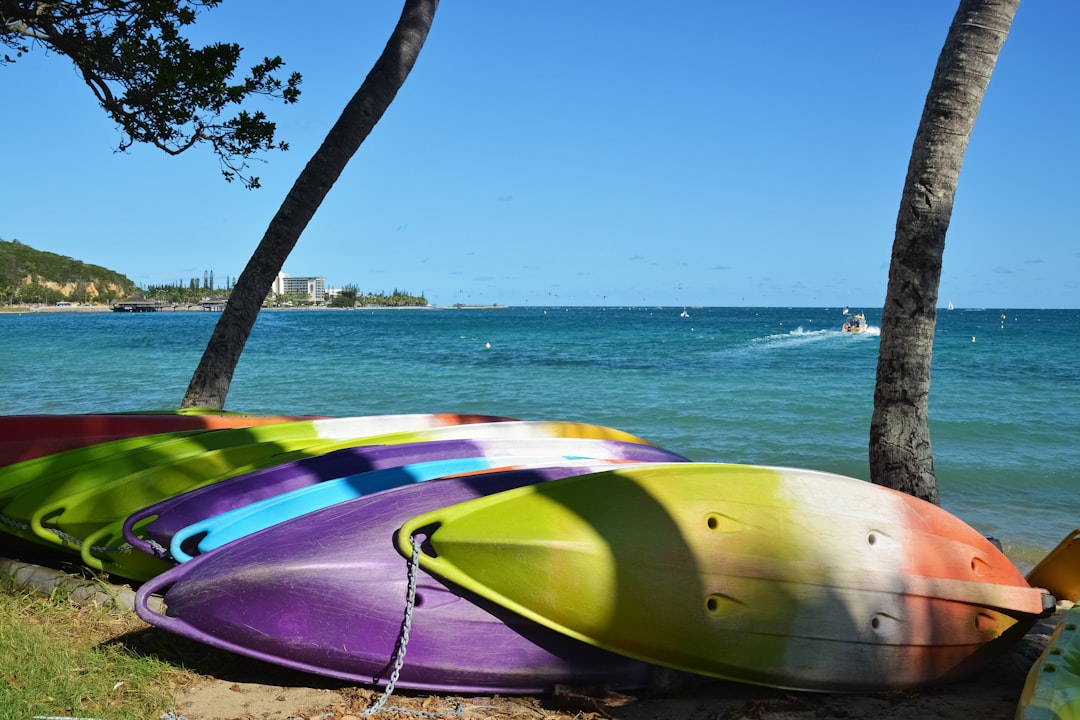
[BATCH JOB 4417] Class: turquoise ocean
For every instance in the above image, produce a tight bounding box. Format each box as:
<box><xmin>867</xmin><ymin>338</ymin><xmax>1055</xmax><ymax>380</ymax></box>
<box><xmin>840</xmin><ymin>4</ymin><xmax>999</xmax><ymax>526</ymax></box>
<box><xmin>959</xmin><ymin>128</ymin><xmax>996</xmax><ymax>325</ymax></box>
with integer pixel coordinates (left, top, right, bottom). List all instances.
<box><xmin>2</xmin><ymin>306</ymin><xmax>1076</xmax><ymax>573</ymax></box>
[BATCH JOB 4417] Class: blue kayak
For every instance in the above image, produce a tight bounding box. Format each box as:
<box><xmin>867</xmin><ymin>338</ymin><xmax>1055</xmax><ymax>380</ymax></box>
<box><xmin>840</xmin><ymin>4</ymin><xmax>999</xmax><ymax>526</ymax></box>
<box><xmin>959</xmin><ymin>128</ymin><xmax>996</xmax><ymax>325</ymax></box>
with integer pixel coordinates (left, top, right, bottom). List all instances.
<box><xmin>170</xmin><ymin>454</ymin><xmax>651</xmax><ymax>561</ymax></box>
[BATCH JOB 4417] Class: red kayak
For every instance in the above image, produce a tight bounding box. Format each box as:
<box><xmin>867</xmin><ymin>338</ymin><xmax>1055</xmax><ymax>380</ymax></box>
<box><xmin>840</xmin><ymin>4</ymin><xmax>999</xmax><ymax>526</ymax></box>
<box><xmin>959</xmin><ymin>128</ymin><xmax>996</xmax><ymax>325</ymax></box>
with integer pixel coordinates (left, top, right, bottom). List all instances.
<box><xmin>0</xmin><ymin>411</ymin><xmax>322</xmax><ymax>466</ymax></box>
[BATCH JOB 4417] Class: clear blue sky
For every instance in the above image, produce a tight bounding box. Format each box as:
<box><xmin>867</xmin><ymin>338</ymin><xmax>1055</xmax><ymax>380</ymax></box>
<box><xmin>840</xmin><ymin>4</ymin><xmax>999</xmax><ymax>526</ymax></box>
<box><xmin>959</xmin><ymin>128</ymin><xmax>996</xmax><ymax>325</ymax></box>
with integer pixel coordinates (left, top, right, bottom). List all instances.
<box><xmin>3</xmin><ymin>2</ymin><xmax>1077</xmax><ymax>308</ymax></box>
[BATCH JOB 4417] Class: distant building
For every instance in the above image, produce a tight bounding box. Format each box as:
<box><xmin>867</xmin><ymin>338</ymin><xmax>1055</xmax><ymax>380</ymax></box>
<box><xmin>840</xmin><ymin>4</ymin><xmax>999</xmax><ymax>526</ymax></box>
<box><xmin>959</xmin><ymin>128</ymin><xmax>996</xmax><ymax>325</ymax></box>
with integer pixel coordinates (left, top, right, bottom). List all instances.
<box><xmin>272</xmin><ymin>272</ymin><xmax>326</xmax><ymax>304</ymax></box>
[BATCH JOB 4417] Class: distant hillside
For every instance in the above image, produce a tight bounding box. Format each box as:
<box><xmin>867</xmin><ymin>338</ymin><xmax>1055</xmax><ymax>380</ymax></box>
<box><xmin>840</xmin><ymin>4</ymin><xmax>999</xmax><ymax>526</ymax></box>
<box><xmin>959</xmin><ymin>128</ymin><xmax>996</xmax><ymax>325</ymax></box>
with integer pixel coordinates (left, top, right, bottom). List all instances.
<box><xmin>0</xmin><ymin>238</ymin><xmax>137</xmax><ymax>305</ymax></box>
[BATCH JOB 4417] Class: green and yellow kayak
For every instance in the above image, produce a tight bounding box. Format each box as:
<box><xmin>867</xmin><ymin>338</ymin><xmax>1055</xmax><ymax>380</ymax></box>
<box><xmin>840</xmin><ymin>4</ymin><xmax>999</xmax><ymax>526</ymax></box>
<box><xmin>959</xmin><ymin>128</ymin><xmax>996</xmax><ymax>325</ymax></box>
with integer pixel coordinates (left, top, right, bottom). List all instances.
<box><xmin>1018</xmin><ymin>604</ymin><xmax>1080</xmax><ymax>720</ymax></box>
<box><xmin>1</xmin><ymin>417</ymin><xmax>653</xmax><ymax>580</ymax></box>
<box><xmin>398</xmin><ymin>462</ymin><xmax>1051</xmax><ymax>692</ymax></box>
<box><xmin>0</xmin><ymin>413</ymin><xmax>512</xmax><ymax>559</ymax></box>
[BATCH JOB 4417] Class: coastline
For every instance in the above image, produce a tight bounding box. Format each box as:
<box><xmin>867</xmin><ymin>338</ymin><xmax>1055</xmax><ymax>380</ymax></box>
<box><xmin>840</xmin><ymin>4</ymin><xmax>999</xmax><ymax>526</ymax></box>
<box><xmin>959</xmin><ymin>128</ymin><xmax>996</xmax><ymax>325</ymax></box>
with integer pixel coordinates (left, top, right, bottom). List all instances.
<box><xmin>0</xmin><ymin>303</ymin><xmax>507</xmax><ymax>314</ymax></box>
<box><xmin>0</xmin><ymin>304</ymin><xmax>114</xmax><ymax>313</ymax></box>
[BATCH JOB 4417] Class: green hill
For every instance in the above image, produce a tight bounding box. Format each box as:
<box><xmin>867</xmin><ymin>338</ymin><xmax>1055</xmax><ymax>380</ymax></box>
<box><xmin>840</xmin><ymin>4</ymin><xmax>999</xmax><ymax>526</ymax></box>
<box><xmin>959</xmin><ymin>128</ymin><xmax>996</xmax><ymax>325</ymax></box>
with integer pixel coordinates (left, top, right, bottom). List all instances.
<box><xmin>0</xmin><ymin>239</ymin><xmax>137</xmax><ymax>305</ymax></box>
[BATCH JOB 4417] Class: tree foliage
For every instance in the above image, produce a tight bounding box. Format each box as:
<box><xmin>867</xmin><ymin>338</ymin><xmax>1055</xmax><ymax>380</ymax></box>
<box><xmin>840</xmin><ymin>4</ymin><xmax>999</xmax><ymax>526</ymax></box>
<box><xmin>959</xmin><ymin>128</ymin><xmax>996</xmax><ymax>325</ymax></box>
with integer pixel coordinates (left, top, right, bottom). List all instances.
<box><xmin>327</xmin><ymin>286</ymin><xmax>428</xmax><ymax>308</ymax></box>
<box><xmin>0</xmin><ymin>238</ymin><xmax>136</xmax><ymax>303</ymax></box>
<box><xmin>1</xmin><ymin>0</ymin><xmax>301</xmax><ymax>188</ymax></box>
<box><xmin>359</xmin><ymin>288</ymin><xmax>427</xmax><ymax>307</ymax></box>
<box><xmin>328</xmin><ymin>284</ymin><xmax>358</xmax><ymax>308</ymax></box>
<box><xmin>142</xmin><ymin>279</ymin><xmax>232</xmax><ymax>304</ymax></box>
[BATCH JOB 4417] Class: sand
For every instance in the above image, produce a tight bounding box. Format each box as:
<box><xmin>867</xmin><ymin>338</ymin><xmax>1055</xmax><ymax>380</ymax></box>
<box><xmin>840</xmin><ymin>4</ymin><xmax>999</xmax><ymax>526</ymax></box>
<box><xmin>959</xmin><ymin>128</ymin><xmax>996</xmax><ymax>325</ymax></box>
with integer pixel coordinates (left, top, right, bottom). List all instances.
<box><xmin>1</xmin><ymin>545</ymin><xmax>1072</xmax><ymax>720</ymax></box>
<box><xmin>164</xmin><ymin>602</ymin><xmax>1070</xmax><ymax>720</ymax></box>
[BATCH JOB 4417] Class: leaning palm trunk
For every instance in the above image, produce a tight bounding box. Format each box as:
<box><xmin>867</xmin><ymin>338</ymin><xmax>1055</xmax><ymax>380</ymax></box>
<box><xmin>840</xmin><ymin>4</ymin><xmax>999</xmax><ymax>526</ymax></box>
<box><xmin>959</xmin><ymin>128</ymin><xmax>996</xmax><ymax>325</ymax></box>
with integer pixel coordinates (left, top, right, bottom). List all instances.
<box><xmin>182</xmin><ymin>0</ymin><xmax>438</xmax><ymax>409</ymax></box>
<box><xmin>870</xmin><ymin>0</ymin><xmax>1018</xmax><ymax>504</ymax></box>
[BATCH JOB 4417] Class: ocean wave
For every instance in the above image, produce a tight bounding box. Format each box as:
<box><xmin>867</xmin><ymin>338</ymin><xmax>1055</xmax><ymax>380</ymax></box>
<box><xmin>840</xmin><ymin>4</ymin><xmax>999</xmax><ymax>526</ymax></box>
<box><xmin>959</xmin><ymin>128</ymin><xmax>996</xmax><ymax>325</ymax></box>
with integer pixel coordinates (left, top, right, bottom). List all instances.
<box><xmin>750</xmin><ymin>327</ymin><xmax>836</xmax><ymax>348</ymax></box>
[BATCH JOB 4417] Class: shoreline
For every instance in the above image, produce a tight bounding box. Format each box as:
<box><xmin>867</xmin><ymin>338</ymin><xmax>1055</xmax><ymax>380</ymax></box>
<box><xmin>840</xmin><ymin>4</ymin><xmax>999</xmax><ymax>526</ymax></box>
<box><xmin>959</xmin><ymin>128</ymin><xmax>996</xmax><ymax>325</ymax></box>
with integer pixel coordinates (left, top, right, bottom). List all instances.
<box><xmin>0</xmin><ymin>303</ymin><xmax>507</xmax><ymax>314</ymax></box>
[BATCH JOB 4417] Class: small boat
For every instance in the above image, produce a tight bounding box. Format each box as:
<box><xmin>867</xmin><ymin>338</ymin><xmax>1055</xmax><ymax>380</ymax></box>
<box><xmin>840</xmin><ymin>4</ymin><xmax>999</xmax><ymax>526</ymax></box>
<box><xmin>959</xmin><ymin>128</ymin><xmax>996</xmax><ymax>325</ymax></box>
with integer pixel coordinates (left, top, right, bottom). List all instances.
<box><xmin>398</xmin><ymin>462</ymin><xmax>1054</xmax><ymax>692</ymax></box>
<box><xmin>0</xmin><ymin>413</ymin><xmax>524</xmax><ymax>576</ymax></box>
<box><xmin>841</xmin><ymin>313</ymin><xmax>868</xmax><ymax>333</ymax></box>
<box><xmin>1017</xmin><ymin>604</ymin><xmax>1080</xmax><ymax>720</ymax></box>
<box><xmin>680</xmin><ymin>309</ymin><xmax>690</xmax><ymax>318</ymax></box>
<box><xmin>124</xmin><ymin>436</ymin><xmax>687</xmax><ymax>566</ymax></box>
<box><xmin>64</xmin><ymin>420</ymin><xmax>657</xmax><ymax>579</ymax></box>
<box><xmin>167</xmin><ymin>456</ymin><xmax>671</xmax><ymax>564</ymax></box>
<box><xmin>1026</xmin><ymin>529</ymin><xmax>1080</xmax><ymax>602</ymax></box>
<box><xmin>0</xmin><ymin>410</ymin><xmax>322</xmax><ymax>467</ymax></box>
<box><xmin>0</xmin><ymin>413</ymin><xmax>510</xmax><ymax>499</ymax></box>
<box><xmin>135</xmin><ymin>464</ymin><xmax>663</xmax><ymax>693</ymax></box>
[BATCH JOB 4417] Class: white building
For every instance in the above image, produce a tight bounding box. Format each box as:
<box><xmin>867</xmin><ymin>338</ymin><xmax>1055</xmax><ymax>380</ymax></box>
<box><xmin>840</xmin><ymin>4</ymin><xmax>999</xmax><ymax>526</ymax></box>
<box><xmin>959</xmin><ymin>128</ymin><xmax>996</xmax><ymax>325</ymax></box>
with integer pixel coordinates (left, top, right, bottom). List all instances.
<box><xmin>272</xmin><ymin>272</ymin><xmax>326</xmax><ymax>304</ymax></box>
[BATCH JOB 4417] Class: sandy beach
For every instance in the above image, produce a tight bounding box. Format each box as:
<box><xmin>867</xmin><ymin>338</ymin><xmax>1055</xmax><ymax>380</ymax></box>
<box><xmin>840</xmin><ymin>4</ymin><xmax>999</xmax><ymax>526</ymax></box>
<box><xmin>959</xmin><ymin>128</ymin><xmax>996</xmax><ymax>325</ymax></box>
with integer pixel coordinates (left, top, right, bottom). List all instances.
<box><xmin>163</xmin><ymin>602</ymin><xmax>1074</xmax><ymax>720</ymax></box>
<box><xmin>1</xmin><ymin>550</ymin><xmax>1071</xmax><ymax>720</ymax></box>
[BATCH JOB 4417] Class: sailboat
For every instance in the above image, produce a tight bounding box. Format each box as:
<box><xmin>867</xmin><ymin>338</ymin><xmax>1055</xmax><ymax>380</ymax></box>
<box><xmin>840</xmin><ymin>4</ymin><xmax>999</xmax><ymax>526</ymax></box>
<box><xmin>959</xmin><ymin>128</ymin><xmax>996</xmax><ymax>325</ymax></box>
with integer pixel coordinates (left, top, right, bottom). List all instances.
<box><xmin>947</xmin><ymin>301</ymin><xmax>955</xmax><ymax>311</ymax></box>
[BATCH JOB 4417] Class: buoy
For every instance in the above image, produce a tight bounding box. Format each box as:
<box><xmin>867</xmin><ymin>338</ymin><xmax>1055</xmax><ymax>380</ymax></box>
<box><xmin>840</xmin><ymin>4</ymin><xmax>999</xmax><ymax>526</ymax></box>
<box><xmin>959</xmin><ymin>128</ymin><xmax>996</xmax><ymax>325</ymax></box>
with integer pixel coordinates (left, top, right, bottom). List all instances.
<box><xmin>485</xmin><ymin>342</ymin><xmax>491</xmax><ymax>349</ymax></box>
<box><xmin>971</xmin><ymin>336</ymin><xmax>976</xmax><ymax>342</ymax></box>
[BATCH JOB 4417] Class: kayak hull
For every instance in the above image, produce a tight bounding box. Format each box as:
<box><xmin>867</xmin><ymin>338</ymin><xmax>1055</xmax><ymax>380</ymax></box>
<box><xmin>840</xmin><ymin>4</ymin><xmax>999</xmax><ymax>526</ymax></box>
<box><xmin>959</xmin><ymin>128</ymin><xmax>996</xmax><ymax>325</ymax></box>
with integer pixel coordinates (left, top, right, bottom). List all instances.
<box><xmin>398</xmin><ymin>463</ymin><xmax>1051</xmax><ymax>692</ymax></box>
<box><xmin>0</xmin><ymin>410</ymin><xmax>322</xmax><ymax>467</ymax></box>
<box><xmin>132</xmin><ymin>437</ymin><xmax>687</xmax><ymax>562</ymax></box>
<box><xmin>1017</xmin><ymin>605</ymin><xmax>1080</xmax><ymax>720</ymax></box>
<box><xmin>136</xmin><ymin>465</ymin><xmax>662</xmax><ymax>693</ymax></box>
<box><xmin>75</xmin><ymin>421</ymin><xmax>657</xmax><ymax>579</ymax></box>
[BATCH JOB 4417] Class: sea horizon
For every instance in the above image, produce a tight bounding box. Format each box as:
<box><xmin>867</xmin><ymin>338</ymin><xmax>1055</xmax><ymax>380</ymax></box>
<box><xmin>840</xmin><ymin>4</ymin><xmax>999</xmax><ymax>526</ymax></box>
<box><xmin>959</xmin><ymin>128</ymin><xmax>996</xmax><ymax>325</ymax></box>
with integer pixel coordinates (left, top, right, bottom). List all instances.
<box><xmin>2</xmin><ymin>306</ymin><xmax>1077</xmax><ymax>573</ymax></box>
<box><xmin>5</xmin><ymin>302</ymin><xmax>1079</xmax><ymax>314</ymax></box>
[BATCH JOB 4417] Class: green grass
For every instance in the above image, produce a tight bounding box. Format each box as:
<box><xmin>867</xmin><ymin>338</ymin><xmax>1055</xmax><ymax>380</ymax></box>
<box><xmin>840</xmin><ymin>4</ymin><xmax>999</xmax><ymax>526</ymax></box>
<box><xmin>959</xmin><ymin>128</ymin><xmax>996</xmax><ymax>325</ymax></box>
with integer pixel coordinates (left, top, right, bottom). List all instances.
<box><xmin>0</xmin><ymin>577</ymin><xmax>187</xmax><ymax>720</ymax></box>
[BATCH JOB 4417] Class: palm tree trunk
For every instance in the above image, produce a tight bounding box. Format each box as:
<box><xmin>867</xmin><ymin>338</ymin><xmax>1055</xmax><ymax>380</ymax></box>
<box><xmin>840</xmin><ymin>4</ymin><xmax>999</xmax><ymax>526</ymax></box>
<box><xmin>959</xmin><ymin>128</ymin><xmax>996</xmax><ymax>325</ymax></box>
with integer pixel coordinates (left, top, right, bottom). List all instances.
<box><xmin>181</xmin><ymin>0</ymin><xmax>438</xmax><ymax>409</ymax></box>
<box><xmin>870</xmin><ymin>0</ymin><xmax>1019</xmax><ymax>503</ymax></box>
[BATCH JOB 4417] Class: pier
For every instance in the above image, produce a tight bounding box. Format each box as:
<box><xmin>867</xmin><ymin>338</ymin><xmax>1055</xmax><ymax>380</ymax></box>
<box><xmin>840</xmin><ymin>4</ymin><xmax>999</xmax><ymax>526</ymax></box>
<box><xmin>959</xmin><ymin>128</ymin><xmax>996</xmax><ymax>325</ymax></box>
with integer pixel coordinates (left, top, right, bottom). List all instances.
<box><xmin>111</xmin><ymin>299</ymin><xmax>164</xmax><ymax>312</ymax></box>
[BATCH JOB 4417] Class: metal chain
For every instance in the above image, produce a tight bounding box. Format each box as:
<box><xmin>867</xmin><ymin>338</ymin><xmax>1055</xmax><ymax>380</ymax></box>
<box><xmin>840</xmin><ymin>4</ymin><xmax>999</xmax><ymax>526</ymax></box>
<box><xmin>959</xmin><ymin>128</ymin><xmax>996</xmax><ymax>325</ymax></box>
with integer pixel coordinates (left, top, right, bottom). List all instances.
<box><xmin>360</xmin><ymin>534</ymin><xmax>464</xmax><ymax>719</ymax></box>
<box><xmin>362</xmin><ymin>697</ymin><xmax>464</xmax><ymax>720</ymax></box>
<box><xmin>0</xmin><ymin>511</ymin><xmax>85</xmax><ymax>549</ymax></box>
<box><xmin>0</xmin><ymin>511</ymin><xmax>31</xmax><ymax>532</ymax></box>
<box><xmin>361</xmin><ymin>533</ymin><xmax>421</xmax><ymax>716</ymax></box>
<box><xmin>0</xmin><ymin>510</ymin><xmax>137</xmax><ymax>556</ymax></box>
<box><xmin>146</xmin><ymin>537</ymin><xmax>169</xmax><ymax>557</ymax></box>
<box><xmin>12</xmin><ymin>518</ymin><xmax>461</xmax><ymax>718</ymax></box>
<box><xmin>90</xmin><ymin>540</ymin><xmax>134</xmax><ymax>555</ymax></box>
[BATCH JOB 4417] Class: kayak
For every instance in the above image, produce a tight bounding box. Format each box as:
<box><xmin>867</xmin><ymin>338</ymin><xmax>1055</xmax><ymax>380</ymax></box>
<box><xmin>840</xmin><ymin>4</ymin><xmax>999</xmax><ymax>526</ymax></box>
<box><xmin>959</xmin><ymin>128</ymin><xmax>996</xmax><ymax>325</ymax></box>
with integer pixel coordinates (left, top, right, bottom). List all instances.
<box><xmin>70</xmin><ymin>421</ymin><xmax>657</xmax><ymax>579</ymax></box>
<box><xmin>124</xmin><ymin>436</ymin><xmax>687</xmax><ymax>563</ymax></box>
<box><xmin>0</xmin><ymin>413</ymin><xmax>511</xmax><ymax>500</ymax></box>
<box><xmin>1027</xmin><ymin>529</ymin><xmax>1080</xmax><ymax>603</ymax></box>
<box><xmin>0</xmin><ymin>413</ymin><xmax>517</xmax><ymax>568</ymax></box>
<box><xmin>171</xmin><ymin>453</ymin><xmax>687</xmax><ymax>562</ymax></box>
<box><xmin>0</xmin><ymin>409</ymin><xmax>322</xmax><ymax>466</ymax></box>
<box><xmin>135</xmin><ymin>464</ymin><xmax>665</xmax><ymax>693</ymax></box>
<box><xmin>1017</xmin><ymin>604</ymin><xmax>1079</xmax><ymax>720</ymax></box>
<box><xmin>397</xmin><ymin>462</ymin><xmax>1053</xmax><ymax>691</ymax></box>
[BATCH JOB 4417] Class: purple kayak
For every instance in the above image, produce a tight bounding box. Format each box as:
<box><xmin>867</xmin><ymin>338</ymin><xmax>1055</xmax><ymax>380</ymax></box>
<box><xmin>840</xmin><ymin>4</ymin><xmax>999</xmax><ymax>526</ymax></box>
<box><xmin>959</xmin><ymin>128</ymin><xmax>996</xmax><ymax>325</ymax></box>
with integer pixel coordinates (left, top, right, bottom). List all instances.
<box><xmin>124</xmin><ymin>436</ymin><xmax>687</xmax><ymax>559</ymax></box>
<box><xmin>135</xmin><ymin>464</ymin><xmax>661</xmax><ymax>693</ymax></box>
